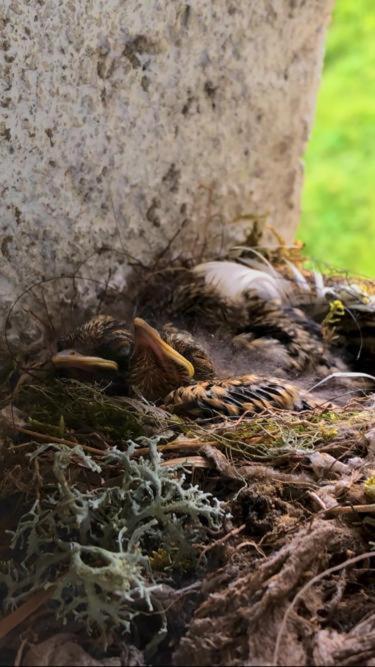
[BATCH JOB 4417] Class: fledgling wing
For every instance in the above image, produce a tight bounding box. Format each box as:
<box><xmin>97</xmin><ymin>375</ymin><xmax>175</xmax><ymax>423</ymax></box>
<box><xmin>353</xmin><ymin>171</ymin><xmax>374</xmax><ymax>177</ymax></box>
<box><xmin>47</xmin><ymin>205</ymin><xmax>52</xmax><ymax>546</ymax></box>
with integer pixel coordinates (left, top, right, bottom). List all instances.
<box><xmin>163</xmin><ymin>374</ymin><xmax>313</xmax><ymax>418</ymax></box>
<box><xmin>235</xmin><ymin>295</ymin><xmax>345</xmax><ymax>374</ymax></box>
<box><xmin>161</xmin><ymin>324</ymin><xmax>215</xmax><ymax>380</ymax></box>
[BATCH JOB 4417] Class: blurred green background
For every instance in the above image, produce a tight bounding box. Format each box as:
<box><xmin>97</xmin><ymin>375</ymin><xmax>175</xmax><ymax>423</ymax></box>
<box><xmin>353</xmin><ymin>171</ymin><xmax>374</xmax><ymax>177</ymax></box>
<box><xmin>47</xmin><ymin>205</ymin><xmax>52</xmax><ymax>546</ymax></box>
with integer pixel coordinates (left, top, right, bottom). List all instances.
<box><xmin>299</xmin><ymin>0</ymin><xmax>375</xmax><ymax>277</ymax></box>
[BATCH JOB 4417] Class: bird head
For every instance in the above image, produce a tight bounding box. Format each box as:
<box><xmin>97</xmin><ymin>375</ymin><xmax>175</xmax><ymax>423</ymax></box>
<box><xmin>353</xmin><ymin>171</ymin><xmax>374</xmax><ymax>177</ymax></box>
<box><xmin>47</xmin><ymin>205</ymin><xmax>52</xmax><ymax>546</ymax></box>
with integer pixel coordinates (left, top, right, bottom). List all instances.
<box><xmin>130</xmin><ymin>317</ymin><xmax>195</xmax><ymax>401</ymax></box>
<box><xmin>51</xmin><ymin>315</ymin><xmax>195</xmax><ymax>401</ymax></box>
<box><xmin>51</xmin><ymin>315</ymin><xmax>132</xmax><ymax>379</ymax></box>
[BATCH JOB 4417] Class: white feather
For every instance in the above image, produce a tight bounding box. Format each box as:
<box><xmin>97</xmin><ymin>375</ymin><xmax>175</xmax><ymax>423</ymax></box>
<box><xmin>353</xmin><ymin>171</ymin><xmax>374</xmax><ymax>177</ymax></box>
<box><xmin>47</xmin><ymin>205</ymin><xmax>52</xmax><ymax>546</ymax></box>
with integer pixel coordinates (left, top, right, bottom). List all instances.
<box><xmin>284</xmin><ymin>260</ymin><xmax>311</xmax><ymax>293</ymax></box>
<box><xmin>313</xmin><ymin>270</ymin><xmax>326</xmax><ymax>300</ymax></box>
<box><xmin>193</xmin><ymin>261</ymin><xmax>290</xmax><ymax>302</ymax></box>
<box><xmin>230</xmin><ymin>247</ymin><xmax>281</xmax><ymax>278</ymax></box>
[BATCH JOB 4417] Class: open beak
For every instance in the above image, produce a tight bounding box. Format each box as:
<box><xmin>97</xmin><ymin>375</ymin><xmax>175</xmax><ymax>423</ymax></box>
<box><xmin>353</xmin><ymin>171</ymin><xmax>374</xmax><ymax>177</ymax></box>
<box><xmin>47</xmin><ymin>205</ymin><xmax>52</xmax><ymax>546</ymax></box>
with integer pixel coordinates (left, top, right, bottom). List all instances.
<box><xmin>51</xmin><ymin>350</ymin><xmax>119</xmax><ymax>373</ymax></box>
<box><xmin>133</xmin><ymin>318</ymin><xmax>194</xmax><ymax>378</ymax></box>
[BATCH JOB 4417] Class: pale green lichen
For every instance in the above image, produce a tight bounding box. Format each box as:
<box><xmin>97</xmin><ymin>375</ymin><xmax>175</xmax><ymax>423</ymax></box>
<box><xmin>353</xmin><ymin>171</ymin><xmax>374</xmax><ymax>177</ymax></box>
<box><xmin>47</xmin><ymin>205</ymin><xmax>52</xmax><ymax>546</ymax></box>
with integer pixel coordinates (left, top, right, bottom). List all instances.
<box><xmin>1</xmin><ymin>438</ymin><xmax>225</xmax><ymax>649</ymax></box>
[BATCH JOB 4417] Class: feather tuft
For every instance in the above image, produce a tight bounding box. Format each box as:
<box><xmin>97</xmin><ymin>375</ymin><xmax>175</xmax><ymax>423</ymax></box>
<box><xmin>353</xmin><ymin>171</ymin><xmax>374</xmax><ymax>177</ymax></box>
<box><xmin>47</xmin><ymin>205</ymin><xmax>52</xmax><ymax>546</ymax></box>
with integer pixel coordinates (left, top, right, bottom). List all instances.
<box><xmin>193</xmin><ymin>261</ymin><xmax>290</xmax><ymax>303</ymax></box>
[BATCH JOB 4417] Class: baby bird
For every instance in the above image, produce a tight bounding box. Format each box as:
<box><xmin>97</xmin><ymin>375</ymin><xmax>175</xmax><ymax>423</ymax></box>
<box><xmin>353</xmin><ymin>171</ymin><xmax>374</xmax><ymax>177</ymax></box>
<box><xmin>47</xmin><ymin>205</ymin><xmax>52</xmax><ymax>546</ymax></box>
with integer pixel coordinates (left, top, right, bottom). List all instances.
<box><xmin>56</xmin><ymin>315</ymin><xmax>133</xmax><ymax>369</ymax></box>
<box><xmin>52</xmin><ymin>315</ymin><xmax>134</xmax><ymax>392</ymax></box>
<box><xmin>230</xmin><ymin>297</ymin><xmax>335</xmax><ymax>374</ymax></box>
<box><xmin>129</xmin><ymin>318</ymin><xmax>196</xmax><ymax>401</ymax></box>
<box><xmin>52</xmin><ymin>315</ymin><xmax>316</xmax><ymax>418</ymax></box>
<box><xmin>136</xmin><ymin>264</ymin><xmax>340</xmax><ymax>375</ymax></box>
<box><xmin>52</xmin><ymin>315</ymin><xmax>214</xmax><ymax>400</ymax></box>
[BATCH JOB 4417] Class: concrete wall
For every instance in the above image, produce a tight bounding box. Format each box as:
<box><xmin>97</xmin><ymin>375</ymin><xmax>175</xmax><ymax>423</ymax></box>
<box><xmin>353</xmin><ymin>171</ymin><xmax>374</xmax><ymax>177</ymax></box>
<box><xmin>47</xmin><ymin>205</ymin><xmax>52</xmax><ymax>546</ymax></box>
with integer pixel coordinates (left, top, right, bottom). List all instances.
<box><xmin>0</xmin><ymin>0</ymin><xmax>334</xmax><ymax>343</ymax></box>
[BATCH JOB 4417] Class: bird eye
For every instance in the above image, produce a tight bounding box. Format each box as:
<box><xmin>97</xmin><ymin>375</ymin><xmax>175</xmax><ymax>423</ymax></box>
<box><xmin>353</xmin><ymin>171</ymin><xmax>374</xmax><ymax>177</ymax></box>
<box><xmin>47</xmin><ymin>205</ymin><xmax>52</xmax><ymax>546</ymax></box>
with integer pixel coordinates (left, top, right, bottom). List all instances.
<box><xmin>115</xmin><ymin>347</ymin><xmax>132</xmax><ymax>360</ymax></box>
<box><xmin>57</xmin><ymin>333</ymin><xmax>77</xmax><ymax>350</ymax></box>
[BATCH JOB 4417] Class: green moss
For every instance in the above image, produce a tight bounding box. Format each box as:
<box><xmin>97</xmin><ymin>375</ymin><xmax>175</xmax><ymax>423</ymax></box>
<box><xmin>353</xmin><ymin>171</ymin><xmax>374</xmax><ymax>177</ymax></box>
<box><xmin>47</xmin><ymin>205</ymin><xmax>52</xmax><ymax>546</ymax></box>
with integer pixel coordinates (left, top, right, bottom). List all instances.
<box><xmin>204</xmin><ymin>406</ymin><xmax>371</xmax><ymax>460</ymax></box>
<box><xmin>16</xmin><ymin>378</ymin><xmax>165</xmax><ymax>441</ymax></box>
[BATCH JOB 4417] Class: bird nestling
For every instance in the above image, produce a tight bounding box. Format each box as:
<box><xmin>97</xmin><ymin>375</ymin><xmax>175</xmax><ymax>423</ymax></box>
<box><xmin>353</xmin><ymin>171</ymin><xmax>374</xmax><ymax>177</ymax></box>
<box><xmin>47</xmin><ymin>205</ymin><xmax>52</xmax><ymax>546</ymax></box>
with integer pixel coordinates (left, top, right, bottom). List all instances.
<box><xmin>52</xmin><ymin>315</ymin><xmax>133</xmax><ymax>392</ymax></box>
<box><xmin>136</xmin><ymin>262</ymin><xmax>343</xmax><ymax>375</ymax></box>
<box><xmin>129</xmin><ymin>318</ymin><xmax>195</xmax><ymax>401</ymax></box>
<box><xmin>53</xmin><ymin>315</ymin><xmax>214</xmax><ymax>401</ymax></box>
<box><xmin>52</xmin><ymin>315</ymin><xmax>317</xmax><ymax>418</ymax></box>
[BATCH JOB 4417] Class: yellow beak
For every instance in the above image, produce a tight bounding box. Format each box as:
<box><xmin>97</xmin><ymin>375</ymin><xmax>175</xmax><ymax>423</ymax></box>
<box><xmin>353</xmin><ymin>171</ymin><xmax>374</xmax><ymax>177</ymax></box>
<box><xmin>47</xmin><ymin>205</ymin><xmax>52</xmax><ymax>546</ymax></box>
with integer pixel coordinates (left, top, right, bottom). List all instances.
<box><xmin>133</xmin><ymin>318</ymin><xmax>194</xmax><ymax>378</ymax></box>
<box><xmin>51</xmin><ymin>350</ymin><xmax>119</xmax><ymax>372</ymax></box>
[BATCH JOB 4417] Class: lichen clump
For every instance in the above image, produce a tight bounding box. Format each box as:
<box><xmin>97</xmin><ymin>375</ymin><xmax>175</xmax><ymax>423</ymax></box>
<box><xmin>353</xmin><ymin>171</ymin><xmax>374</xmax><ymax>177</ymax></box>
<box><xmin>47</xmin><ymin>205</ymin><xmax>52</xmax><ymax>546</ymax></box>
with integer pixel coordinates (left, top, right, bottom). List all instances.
<box><xmin>1</xmin><ymin>439</ymin><xmax>225</xmax><ymax>650</ymax></box>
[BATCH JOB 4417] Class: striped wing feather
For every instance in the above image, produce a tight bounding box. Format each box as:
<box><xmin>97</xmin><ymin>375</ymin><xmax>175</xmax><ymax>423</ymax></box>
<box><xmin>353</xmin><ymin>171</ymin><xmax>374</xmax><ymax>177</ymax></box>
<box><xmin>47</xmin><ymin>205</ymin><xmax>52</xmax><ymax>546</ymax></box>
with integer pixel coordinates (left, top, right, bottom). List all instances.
<box><xmin>163</xmin><ymin>374</ymin><xmax>309</xmax><ymax>418</ymax></box>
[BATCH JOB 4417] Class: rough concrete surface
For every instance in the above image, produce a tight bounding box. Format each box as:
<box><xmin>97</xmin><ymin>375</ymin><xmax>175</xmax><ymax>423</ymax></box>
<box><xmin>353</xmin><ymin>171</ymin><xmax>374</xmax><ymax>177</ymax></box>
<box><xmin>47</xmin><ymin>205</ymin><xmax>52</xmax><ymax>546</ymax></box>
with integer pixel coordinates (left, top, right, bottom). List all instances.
<box><xmin>0</xmin><ymin>0</ymin><xmax>334</xmax><ymax>341</ymax></box>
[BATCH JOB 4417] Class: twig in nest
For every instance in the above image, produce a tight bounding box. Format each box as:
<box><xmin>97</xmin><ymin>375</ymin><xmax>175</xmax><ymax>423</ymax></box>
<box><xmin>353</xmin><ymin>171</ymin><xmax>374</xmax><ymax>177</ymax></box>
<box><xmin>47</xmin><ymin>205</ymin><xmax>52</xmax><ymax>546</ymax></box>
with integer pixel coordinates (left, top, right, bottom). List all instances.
<box><xmin>14</xmin><ymin>637</ymin><xmax>29</xmax><ymax>667</ymax></box>
<box><xmin>95</xmin><ymin>267</ymin><xmax>114</xmax><ymax>315</ymax></box>
<box><xmin>273</xmin><ymin>551</ymin><xmax>375</xmax><ymax>666</ymax></box>
<box><xmin>197</xmin><ymin>523</ymin><xmax>246</xmax><ymax>564</ymax></box>
<box><xmin>307</xmin><ymin>490</ymin><xmax>327</xmax><ymax>511</ymax></box>
<box><xmin>160</xmin><ymin>455</ymin><xmax>210</xmax><ymax>469</ymax></box>
<box><xmin>13</xmin><ymin>427</ymin><xmax>105</xmax><ymax>455</ymax></box>
<box><xmin>4</xmin><ymin>273</ymin><xmax>134</xmax><ymax>359</ymax></box>
<box><xmin>132</xmin><ymin>437</ymin><xmax>218</xmax><ymax>458</ymax></box>
<box><xmin>154</xmin><ymin>218</ymin><xmax>189</xmax><ymax>265</ymax></box>
<box><xmin>0</xmin><ymin>586</ymin><xmax>57</xmax><ymax>640</ymax></box>
<box><xmin>236</xmin><ymin>540</ymin><xmax>266</xmax><ymax>558</ymax></box>
<box><xmin>14</xmin><ymin>429</ymin><xmax>217</xmax><ymax>463</ymax></box>
<box><xmin>325</xmin><ymin>503</ymin><xmax>375</xmax><ymax>516</ymax></box>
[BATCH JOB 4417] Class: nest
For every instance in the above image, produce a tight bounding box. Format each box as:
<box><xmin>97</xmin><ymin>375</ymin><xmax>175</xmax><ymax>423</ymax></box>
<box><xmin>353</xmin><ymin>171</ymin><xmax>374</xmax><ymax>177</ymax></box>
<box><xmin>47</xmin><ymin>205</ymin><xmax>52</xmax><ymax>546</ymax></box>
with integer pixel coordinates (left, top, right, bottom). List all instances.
<box><xmin>0</xmin><ymin>242</ymin><xmax>374</xmax><ymax>666</ymax></box>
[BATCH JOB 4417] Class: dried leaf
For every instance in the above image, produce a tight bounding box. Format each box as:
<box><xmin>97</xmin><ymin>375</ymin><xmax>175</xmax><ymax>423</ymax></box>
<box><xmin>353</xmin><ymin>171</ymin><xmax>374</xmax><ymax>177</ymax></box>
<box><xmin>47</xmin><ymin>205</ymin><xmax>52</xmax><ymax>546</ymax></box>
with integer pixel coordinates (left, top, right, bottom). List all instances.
<box><xmin>200</xmin><ymin>444</ymin><xmax>239</xmax><ymax>479</ymax></box>
<box><xmin>161</xmin><ymin>455</ymin><xmax>210</xmax><ymax>469</ymax></box>
<box><xmin>0</xmin><ymin>404</ymin><xmax>27</xmax><ymax>433</ymax></box>
<box><xmin>309</xmin><ymin>451</ymin><xmax>350</xmax><ymax>479</ymax></box>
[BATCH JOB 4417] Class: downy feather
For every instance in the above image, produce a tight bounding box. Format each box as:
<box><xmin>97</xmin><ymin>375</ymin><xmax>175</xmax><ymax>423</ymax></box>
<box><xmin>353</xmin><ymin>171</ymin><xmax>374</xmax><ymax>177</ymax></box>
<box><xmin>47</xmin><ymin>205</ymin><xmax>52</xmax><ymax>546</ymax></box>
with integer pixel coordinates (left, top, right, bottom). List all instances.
<box><xmin>193</xmin><ymin>261</ymin><xmax>290</xmax><ymax>303</ymax></box>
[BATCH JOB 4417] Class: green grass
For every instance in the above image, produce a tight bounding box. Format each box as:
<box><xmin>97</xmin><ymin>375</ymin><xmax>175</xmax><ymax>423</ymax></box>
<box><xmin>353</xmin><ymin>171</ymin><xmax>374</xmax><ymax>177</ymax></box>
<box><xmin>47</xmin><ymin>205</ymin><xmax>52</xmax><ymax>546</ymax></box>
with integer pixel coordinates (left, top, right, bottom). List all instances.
<box><xmin>299</xmin><ymin>0</ymin><xmax>375</xmax><ymax>277</ymax></box>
